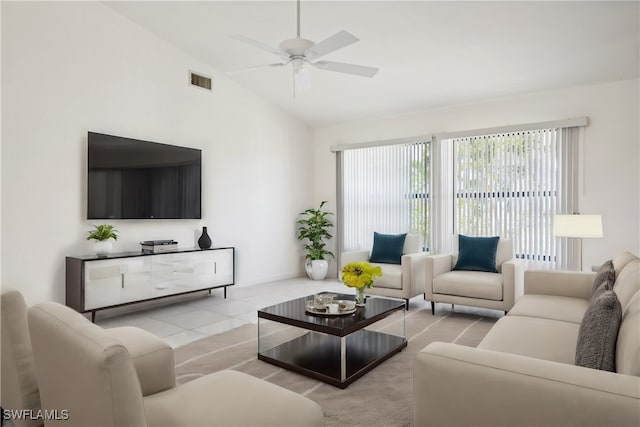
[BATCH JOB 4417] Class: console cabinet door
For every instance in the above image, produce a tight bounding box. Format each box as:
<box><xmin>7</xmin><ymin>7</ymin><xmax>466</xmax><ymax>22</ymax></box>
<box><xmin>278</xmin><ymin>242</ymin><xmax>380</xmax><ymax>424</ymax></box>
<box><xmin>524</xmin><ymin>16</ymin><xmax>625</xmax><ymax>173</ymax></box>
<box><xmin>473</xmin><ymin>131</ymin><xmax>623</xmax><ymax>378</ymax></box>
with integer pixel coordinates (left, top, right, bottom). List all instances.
<box><xmin>150</xmin><ymin>249</ymin><xmax>234</xmax><ymax>292</ymax></box>
<box><xmin>84</xmin><ymin>257</ymin><xmax>152</xmax><ymax>310</ymax></box>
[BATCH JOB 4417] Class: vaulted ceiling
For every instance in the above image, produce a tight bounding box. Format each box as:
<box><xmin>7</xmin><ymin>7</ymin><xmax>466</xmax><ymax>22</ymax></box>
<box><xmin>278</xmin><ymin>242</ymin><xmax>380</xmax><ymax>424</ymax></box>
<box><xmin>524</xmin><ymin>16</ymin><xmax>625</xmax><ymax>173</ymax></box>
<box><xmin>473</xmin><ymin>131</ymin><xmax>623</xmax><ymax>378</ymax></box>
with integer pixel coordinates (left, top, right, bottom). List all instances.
<box><xmin>107</xmin><ymin>1</ymin><xmax>640</xmax><ymax>127</ymax></box>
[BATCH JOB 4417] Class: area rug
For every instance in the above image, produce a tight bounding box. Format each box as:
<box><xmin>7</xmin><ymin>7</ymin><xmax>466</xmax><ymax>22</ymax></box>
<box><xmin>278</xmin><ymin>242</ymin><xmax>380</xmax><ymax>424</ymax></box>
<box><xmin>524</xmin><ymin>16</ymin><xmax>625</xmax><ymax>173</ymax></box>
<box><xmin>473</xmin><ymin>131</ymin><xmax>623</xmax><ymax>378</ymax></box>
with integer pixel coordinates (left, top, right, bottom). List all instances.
<box><xmin>174</xmin><ymin>308</ymin><xmax>497</xmax><ymax>427</ymax></box>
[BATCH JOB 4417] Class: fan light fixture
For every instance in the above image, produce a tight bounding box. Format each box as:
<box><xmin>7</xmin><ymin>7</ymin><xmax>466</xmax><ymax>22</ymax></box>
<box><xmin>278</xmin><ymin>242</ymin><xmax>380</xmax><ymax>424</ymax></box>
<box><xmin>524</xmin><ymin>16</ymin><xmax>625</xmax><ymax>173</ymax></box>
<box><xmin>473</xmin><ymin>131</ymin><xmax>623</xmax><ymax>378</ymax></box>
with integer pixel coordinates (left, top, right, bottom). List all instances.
<box><xmin>292</xmin><ymin>58</ymin><xmax>311</xmax><ymax>92</ymax></box>
<box><xmin>228</xmin><ymin>0</ymin><xmax>378</xmax><ymax>97</ymax></box>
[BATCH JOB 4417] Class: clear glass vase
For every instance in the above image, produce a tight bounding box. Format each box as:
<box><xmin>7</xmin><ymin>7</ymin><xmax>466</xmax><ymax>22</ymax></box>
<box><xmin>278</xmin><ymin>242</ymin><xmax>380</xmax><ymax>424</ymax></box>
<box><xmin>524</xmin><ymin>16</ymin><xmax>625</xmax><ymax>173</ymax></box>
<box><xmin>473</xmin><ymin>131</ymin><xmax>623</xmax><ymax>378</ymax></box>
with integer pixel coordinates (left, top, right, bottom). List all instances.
<box><xmin>355</xmin><ymin>287</ymin><xmax>366</xmax><ymax>306</ymax></box>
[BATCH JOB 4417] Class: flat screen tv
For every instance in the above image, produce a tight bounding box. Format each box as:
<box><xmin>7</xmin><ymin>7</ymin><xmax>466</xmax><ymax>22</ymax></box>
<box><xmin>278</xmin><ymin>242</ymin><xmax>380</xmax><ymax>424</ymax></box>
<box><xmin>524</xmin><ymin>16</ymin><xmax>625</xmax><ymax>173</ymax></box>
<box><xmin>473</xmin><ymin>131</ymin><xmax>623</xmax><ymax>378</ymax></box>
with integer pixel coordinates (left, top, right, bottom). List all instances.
<box><xmin>87</xmin><ymin>132</ymin><xmax>201</xmax><ymax>219</ymax></box>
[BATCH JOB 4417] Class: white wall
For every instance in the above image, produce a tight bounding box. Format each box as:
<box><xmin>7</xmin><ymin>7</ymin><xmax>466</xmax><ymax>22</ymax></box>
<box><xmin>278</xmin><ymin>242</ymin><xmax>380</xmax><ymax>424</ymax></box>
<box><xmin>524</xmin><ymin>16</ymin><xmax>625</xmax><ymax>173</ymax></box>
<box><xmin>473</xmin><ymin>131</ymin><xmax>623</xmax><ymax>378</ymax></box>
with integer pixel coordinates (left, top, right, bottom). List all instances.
<box><xmin>1</xmin><ymin>2</ymin><xmax>314</xmax><ymax>305</ymax></box>
<box><xmin>315</xmin><ymin>79</ymin><xmax>640</xmax><ymax>272</ymax></box>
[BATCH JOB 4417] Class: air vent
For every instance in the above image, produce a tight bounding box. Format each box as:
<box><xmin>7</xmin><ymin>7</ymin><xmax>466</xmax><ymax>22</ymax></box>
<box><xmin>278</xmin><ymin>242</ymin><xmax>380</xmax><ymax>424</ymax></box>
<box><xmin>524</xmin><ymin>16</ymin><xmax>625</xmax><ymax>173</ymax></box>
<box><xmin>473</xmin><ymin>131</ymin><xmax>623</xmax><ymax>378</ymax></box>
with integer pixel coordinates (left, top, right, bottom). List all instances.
<box><xmin>189</xmin><ymin>71</ymin><xmax>212</xmax><ymax>91</ymax></box>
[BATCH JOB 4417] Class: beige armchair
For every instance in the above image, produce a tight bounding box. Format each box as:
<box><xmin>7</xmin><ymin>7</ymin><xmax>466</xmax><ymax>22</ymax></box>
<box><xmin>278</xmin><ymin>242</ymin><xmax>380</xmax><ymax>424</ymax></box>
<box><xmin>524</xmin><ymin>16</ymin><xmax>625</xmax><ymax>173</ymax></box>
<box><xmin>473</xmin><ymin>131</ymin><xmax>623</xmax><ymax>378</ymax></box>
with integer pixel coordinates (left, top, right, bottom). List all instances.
<box><xmin>26</xmin><ymin>301</ymin><xmax>324</xmax><ymax>427</ymax></box>
<box><xmin>1</xmin><ymin>290</ymin><xmax>42</xmax><ymax>427</ymax></box>
<box><xmin>425</xmin><ymin>238</ymin><xmax>516</xmax><ymax>314</ymax></box>
<box><xmin>1</xmin><ymin>289</ymin><xmax>179</xmax><ymax>427</ymax></box>
<box><xmin>0</xmin><ymin>289</ymin><xmax>324</xmax><ymax>427</ymax></box>
<box><xmin>341</xmin><ymin>234</ymin><xmax>428</xmax><ymax>309</ymax></box>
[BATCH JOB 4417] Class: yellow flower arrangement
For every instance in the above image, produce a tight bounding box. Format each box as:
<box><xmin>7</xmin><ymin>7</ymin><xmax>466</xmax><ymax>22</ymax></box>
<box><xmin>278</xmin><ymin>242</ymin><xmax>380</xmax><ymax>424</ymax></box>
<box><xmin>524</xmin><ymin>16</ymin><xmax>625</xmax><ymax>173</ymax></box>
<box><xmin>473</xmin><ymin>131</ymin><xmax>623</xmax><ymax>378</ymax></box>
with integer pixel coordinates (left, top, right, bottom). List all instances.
<box><xmin>341</xmin><ymin>262</ymin><xmax>382</xmax><ymax>289</ymax></box>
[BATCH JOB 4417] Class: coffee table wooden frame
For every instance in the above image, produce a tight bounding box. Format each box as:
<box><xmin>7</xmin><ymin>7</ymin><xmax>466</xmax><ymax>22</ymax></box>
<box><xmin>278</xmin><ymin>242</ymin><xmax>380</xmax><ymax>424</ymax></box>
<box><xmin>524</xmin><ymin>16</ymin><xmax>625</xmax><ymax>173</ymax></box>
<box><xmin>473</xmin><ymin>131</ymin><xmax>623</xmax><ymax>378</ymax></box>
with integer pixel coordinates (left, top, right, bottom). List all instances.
<box><xmin>257</xmin><ymin>292</ymin><xmax>407</xmax><ymax>389</ymax></box>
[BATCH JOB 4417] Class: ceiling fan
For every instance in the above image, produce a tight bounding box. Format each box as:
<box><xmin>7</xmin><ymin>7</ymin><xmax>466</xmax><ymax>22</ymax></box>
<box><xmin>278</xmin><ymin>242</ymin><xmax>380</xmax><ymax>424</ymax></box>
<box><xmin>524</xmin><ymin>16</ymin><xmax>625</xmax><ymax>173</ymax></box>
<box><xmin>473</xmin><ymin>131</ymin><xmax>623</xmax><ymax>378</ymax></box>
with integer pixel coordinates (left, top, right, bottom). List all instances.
<box><xmin>228</xmin><ymin>0</ymin><xmax>379</xmax><ymax>96</ymax></box>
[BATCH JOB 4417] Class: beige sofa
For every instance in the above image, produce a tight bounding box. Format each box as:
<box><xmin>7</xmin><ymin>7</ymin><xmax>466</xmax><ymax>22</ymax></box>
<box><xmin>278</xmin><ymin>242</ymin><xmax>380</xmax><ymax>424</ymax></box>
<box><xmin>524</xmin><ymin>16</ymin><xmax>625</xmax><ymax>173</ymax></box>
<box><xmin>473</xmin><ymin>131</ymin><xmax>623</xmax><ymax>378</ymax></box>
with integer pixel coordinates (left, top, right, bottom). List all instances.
<box><xmin>415</xmin><ymin>252</ymin><xmax>640</xmax><ymax>427</ymax></box>
<box><xmin>1</xmin><ymin>289</ymin><xmax>324</xmax><ymax>427</ymax></box>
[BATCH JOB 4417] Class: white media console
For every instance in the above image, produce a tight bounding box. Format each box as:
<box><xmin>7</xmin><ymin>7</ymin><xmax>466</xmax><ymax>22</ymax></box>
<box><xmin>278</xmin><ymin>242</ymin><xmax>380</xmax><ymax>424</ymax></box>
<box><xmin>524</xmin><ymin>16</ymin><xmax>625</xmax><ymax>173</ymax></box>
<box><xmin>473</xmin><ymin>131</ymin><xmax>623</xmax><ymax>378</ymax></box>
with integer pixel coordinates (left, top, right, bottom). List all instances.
<box><xmin>66</xmin><ymin>247</ymin><xmax>234</xmax><ymax>322</ymax></box>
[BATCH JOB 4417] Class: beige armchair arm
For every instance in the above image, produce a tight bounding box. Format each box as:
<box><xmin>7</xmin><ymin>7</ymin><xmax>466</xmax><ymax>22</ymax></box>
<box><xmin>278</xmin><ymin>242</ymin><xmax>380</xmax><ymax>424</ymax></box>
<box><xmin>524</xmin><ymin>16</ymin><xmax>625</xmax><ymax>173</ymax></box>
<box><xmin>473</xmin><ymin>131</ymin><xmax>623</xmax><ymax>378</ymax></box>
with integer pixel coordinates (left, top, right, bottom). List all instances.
<box><xmin>415</xmin><ymin>342</ymin><xmax>640</xmax><ymax>427</ymax></box>
<box><xmin>424</xmin><ymin>254</ymin><xmax>453</xmax><ymax>299</ymax></box>
<box><xmin>108</xmin><ymin>326</ymin><xmax>176</xmax><ymax>396</ymax></box>
<box><xmin>402</xmin><ymin>252</ymin><xmax>429</xmax><ymax>295</ymax></box>
<box><xmin>524</xmin><ymin>270</ymin><xmax>595</xmax><ymax>300</ymax></box>
<box><xmin>502</xmin><ymin>259</ymin><xmax>516</xmax><ymax>311</ymax></box>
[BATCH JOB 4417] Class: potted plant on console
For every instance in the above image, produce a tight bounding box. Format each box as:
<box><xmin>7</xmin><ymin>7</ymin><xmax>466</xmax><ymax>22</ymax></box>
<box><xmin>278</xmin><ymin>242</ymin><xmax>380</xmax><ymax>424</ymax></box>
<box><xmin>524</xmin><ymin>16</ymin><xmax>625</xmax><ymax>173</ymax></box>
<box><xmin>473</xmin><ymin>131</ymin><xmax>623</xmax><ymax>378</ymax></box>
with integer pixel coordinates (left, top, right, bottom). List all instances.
<box><xmin>297</xmin><ymin>201</ymin><xmax>334</xmax><ymax>280</ymax></box>
<box><xmin>87</xmin><ymin>224</ymin><xmax>118</xmax><ymax>257</ymax></box>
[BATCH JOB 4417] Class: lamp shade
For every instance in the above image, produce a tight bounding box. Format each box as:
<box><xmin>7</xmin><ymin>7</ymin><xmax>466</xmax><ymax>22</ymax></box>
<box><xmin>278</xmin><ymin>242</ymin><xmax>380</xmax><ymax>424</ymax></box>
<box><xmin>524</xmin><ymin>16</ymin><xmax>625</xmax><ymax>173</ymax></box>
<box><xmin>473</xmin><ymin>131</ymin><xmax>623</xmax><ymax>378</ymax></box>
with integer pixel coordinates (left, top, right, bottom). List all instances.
<box><xmin>553</xmin><ymin>214</ymin><xmax>603</xmax><ymax>238</ymax></box>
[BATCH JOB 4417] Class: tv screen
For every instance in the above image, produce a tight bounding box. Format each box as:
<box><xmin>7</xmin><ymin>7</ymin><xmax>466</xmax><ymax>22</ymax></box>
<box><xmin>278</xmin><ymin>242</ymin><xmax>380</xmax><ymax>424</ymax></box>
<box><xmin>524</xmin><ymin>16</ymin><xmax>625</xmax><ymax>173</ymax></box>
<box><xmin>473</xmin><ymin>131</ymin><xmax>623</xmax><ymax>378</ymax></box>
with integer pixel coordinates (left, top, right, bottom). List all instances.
<box><xmin>87</xmin><ymin>132</ymin><xmax>201</xmax><ymax>219</ymax></box>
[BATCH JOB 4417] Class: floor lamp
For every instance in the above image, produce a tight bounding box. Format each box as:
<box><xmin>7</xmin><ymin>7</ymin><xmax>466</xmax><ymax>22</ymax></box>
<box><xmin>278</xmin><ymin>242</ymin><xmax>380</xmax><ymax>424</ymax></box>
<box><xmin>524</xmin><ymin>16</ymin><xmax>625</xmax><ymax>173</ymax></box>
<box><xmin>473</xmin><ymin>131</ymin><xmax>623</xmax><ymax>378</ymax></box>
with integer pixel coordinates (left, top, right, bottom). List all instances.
<box><xmin>553</xmin><ymin>214</ymin><xmax>603</xmax><ymax>271</ymax></box>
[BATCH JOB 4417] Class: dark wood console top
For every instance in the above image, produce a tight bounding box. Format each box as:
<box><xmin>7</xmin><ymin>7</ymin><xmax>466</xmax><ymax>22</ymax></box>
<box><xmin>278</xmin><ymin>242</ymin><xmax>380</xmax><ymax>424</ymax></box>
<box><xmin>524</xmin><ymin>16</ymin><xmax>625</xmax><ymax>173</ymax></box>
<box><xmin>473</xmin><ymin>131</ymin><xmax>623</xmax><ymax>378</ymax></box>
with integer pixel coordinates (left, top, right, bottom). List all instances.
<box><xmin>67</xmin><ymin>246</ymin><xmax>234</xmax><ymax>261</ymax></box>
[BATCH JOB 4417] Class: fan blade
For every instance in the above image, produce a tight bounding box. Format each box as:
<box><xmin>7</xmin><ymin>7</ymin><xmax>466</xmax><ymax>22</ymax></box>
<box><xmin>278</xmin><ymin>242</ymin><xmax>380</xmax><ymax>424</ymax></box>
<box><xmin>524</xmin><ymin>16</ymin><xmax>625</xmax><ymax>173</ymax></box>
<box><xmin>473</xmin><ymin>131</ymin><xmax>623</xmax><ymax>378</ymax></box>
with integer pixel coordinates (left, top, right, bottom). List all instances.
<box><xmin>304</xmin><ymin>30</ymin><xmax>359</xmax><ymax>61</ymax></box>
<box><xmin>226</xmin><ymin>63</ymin><xmax>287</xmax><ymax>75</ymax></box>
<box><xmin>230</xmin><ymin>35</ymin><xmax>289</xmax><ymax>59</ymax></box>
<box><xmin>311</xmin><ymin>60</ymin><xmax>378</xmax><ymax>78</ymax></box>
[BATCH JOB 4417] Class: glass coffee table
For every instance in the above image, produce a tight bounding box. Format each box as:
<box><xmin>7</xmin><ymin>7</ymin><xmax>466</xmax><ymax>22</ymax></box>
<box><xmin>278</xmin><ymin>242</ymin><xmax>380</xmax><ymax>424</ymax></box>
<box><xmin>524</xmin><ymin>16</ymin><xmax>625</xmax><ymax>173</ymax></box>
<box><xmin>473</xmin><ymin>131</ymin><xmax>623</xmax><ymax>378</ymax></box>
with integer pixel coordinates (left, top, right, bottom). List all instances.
<box><xmin>257</xmin><ymin>292</ymin><xmax>406</xmax><ymax>389</ymax></box>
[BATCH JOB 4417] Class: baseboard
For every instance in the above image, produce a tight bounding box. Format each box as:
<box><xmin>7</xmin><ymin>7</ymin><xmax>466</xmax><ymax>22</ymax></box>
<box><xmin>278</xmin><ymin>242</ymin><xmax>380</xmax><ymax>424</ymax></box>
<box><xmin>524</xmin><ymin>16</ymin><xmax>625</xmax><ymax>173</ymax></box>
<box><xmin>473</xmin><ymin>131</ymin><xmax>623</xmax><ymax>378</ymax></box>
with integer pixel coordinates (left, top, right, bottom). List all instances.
<box><xmin>235</xmin><ymin>271</ymin><xmax>304</xmax><ymax>287</ymax></box>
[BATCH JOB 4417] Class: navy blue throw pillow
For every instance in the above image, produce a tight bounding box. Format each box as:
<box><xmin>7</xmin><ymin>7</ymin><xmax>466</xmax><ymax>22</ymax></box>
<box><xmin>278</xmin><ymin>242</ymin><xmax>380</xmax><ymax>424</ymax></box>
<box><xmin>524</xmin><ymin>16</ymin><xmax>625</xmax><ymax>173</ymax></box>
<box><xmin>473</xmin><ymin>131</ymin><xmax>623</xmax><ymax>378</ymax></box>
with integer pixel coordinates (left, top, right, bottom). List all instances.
<box><xmin>369</xmin><ymin>232</ymin><xmax>407</xmax><ymax>264</ymax></box>
<box><xmin>453</xmin><ymin>235</ymin><xmax>500</xmax><ymax>273</ymax></box>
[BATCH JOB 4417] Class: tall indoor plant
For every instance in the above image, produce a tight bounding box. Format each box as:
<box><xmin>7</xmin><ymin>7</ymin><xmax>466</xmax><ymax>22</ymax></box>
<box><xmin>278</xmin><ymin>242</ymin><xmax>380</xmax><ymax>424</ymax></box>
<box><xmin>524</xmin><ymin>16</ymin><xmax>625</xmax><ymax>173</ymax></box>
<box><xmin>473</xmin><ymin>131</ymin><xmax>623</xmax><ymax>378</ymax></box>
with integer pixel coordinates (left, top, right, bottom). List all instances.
<box><xmin>297</xmin><ymin>201</ymin><xmax>334</xmax><ymax>280</ymax></box>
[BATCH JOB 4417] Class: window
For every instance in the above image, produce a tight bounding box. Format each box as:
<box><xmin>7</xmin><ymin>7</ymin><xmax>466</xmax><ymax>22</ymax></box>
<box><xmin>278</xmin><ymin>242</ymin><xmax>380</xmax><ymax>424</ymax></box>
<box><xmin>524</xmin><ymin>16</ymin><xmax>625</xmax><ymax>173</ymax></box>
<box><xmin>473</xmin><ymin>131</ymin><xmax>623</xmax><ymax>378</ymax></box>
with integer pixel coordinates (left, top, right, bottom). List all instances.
<box><xmin>433</xmin><ymin>122</ymin><xmax>582</xmax><ymax>269</ymax></box>
<box><xmin>337</xmin><ymin>139</ymin><xmax>430</xmax><ymax>253</ymax></box>
<box><xmin>450</xmin><ymin>129</ymin><xmax>568</xmax><ymax>265</ymax></box>
<box><xmin>335</xmin><ymin>118</ymin><xmax>584</xmax><ymax>270</ymax></box>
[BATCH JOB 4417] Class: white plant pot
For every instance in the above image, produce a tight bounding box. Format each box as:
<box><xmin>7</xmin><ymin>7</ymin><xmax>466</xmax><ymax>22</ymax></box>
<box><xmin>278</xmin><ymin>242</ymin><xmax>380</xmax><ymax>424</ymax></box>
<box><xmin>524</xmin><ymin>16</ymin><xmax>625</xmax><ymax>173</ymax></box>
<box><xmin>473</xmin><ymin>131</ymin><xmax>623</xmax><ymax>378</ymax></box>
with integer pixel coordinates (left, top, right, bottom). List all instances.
<box><xmin>94</xmin><ymin>240</ymin><xmax>113</xmax><ymax>257</ymax></box>
<box><xmin>305</xmin><ymin>259</ymin><xmax>329</xmax><ymax>281</ymax></box>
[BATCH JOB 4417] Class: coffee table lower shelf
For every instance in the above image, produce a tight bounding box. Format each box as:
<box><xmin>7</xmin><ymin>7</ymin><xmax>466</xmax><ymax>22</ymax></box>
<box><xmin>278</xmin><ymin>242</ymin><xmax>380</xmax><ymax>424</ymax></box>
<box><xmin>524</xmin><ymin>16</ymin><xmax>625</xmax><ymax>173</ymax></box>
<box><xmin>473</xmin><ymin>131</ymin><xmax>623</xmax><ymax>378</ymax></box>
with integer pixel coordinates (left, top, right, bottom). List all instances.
<box><xmin>257</xmin><ymin>329</ymin><xmax>407</xmax><ymax>389</ymax></box>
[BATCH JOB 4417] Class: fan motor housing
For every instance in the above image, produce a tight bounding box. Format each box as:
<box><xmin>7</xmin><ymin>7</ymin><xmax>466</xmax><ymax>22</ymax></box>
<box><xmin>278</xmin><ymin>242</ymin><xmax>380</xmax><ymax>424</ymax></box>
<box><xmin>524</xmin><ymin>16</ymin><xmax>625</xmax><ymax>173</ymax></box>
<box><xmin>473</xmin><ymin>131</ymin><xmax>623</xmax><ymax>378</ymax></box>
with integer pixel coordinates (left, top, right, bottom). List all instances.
<box><xmin>279</xmin><ymin>38</ymin><xmax>315</xmax><ymax>56</ymax></box>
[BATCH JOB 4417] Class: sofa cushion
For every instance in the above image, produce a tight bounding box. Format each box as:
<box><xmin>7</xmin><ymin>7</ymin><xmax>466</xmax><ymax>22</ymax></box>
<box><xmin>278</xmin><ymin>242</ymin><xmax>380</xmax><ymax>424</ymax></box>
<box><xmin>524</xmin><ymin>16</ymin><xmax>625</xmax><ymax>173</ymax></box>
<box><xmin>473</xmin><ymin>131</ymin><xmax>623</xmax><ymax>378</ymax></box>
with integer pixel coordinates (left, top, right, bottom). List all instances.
<box><xmin>592</xmin><ymin>260</ymin><xmax>615</xmax><ymax>296</ymax></box>
<box><xmin>617</xmin><ymin>291</ymin><xmax>640</xmax><ymax>376</ymax></box>
<box><xmin>507</xmin><ymin>294</ymin><xmax>589</xmax><ymax>324</ymax></box>
<box><xmin>433</xmin><ymin>270</ymin><xmax>503</xmax><ymax>301</ymax></box>
<box><xmin>478</xmin><ymin>316</ymin><xmax>580</xmax><ymax>365</ymax></box>
<box><xmin>613</xmin><ymin>252</ymin><xmax>639</xmax><ymax>278</ymax></box>
<box><xmin>614</xmin><ymin>260</ymin><xmax>640</xmax><ymax>312</ymax></box>
<box><xmin>575</xmin><ymin>290</ymin><xmax>622</xmax><ymax>372</ymax></box>
<box><xmin>453</xmin><ymin>235</ymin><xmax>499</xmax><ymax>273</ymax></box>
<box><xmin>614</xmin><ymin>258</ymin><xmax>640</xmax><ymax>376</ymax></box>
<box><xmin>369</xmin><ymin>232</ymin><xmax>406</xmax><ymax>264</ymax></box>
<box><xmin>369</xmin><ymin>263</ymin><xmax>402</xmax><ymax>290</ymax></box>
<box><xmin>144</xmin><ymin>370</ymin><xmax>324</xmax><ymax>427</ymax></box>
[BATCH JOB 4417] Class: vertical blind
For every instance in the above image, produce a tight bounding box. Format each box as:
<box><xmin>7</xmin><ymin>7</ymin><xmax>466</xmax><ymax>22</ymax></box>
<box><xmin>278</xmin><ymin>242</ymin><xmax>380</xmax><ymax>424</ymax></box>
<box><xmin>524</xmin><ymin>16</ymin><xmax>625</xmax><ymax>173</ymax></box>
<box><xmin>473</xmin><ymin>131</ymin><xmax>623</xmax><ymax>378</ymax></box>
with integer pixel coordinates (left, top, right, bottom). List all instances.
<box><xmin>341</xmin><ymin>141</ymin><xmax>429</xmax><ymax>252</ymax></box>
<box><xmin>443</xmin><ymin>127</ymin><xmax>578</xmax><ymax>269</ymax></box>
<box><xmin>335</xmin><ymin>119</ymin><xmax>583</xmax><ymax>270</ymax></box>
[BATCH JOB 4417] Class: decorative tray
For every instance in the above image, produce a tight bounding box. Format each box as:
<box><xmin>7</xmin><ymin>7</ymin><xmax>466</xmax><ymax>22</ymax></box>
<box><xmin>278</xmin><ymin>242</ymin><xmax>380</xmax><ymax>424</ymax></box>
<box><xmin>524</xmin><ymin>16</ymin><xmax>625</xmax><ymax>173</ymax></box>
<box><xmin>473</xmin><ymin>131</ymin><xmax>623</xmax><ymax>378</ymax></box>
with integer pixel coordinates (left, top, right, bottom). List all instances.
<box><xmin>305</xmin><ymin>300</ymin><xmax>357</xmax><ymax>316</ymax></box>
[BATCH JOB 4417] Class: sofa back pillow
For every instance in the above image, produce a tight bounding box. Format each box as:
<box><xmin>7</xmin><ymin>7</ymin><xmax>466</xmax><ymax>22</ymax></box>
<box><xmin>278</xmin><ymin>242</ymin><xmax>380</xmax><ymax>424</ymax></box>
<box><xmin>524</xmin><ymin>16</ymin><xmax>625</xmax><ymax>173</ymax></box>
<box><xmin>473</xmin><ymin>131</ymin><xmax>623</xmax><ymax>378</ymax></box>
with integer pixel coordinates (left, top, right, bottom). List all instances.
<box><xmin>592</xmin><ymin>260</ymin><xmax>615</xmax><ymax>296</ymax></box>
<box><xmin>575</xmin><ymin>289</ymin><xmax>622</xmax><ymax>372</ymax></box>
<box><xmin>592</xmin><ymin>279</ymin><xmax>613</xmax><ymax>301</ymax></box>
<box><xmin>369</xmin><ymin>232</ymin><xmax>407</xmax><ymax>264</ymax></box>
<box><xmin>453</xmin><ymin>235</ymin><xmax>500</xmax><ymax>273</ymax></box>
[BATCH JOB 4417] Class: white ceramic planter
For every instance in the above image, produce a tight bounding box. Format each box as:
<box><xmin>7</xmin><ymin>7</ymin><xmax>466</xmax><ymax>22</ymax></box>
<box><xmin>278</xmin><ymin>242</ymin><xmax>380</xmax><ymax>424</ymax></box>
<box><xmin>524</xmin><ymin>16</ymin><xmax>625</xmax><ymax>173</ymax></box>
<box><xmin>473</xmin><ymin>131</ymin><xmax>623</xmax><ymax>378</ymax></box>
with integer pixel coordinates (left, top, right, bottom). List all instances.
<box><xmin>94</xmin><ymin>240</ymin><xmax>113</xmax><ymax>257</ymax></box>
<box><xmin>305</xmin><ymin>259</ymin><xmax>329</xmax><ymax>280</ymax></box>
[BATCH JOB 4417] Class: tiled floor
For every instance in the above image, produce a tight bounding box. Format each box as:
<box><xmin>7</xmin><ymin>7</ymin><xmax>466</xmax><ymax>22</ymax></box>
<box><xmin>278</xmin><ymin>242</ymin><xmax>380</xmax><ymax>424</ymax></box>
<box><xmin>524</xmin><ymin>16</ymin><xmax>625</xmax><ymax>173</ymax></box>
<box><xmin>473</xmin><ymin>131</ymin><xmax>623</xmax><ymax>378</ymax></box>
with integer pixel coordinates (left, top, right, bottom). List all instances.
<box><xmin>96</xmin><ymin>276</ymin><xmax>500</xmax><ymax>348</ymax></box>
<box><xmin>96</xmin><ymin>277</ymin><xmax>348</xmax><ymax>347</ymax></box>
